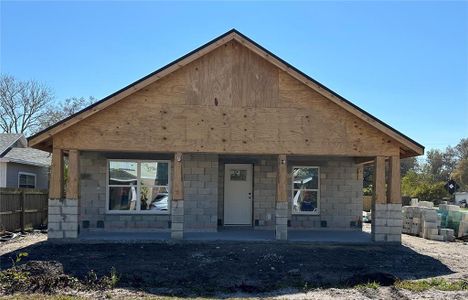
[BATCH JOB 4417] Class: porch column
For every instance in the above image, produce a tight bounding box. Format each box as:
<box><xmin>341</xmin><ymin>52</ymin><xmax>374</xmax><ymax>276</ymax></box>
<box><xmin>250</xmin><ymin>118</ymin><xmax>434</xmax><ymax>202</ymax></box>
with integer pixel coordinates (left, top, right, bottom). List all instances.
<box><xmin>171</xmin><ymin>152</ymin><xmax>184</xmax><ymax>239</ymax></box>
<box><xmin>371</xmin><ymin>156</ymin><xmax>386</xmax><ymax>242</ymax></box>
<box><xmin>48</xmin><ymin>148</ymin><xmax>65</xmax><ymax>239</ymax></box>
<box><xmin>371</xmin><ymin>155</ymin><xmax>402</xmax><ymax>243</ymax></box>
<box><xmin>66</xmin><ymin>150</ymin><xmax>80</xmax><ymax>199</ymax></box>
<box><xmin>386</xmin><ymin>155</ymin><xmax>402</xmax><ymax>243</ymax></box>
<box><xmin>49</xmin><ymin>148</ymin><xmax>64</xmax><ymax>199</ymax></box>
<box><xmin>62</xmin><ymin>149</ymin><xmax>80</xmax><ymax>238</ymax></box>
<box><xmin>275</xmin><ymin>154</ymin><xmax>288</xmax><ymax>240</ymax></box>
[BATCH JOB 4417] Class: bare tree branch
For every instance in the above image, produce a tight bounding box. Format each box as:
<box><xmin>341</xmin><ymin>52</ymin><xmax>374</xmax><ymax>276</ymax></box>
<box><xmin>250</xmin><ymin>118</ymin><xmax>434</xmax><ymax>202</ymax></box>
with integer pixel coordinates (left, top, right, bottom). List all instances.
<box><xmin>0</xmin><ymin>74</ymin><xmax>54</xmax><ymax>135</ymax></box>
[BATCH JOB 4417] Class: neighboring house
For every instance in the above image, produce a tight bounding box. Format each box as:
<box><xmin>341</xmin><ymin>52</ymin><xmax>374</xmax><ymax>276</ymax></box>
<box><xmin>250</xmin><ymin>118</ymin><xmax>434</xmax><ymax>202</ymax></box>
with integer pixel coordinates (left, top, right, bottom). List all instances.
<box><xmin>28</xmin><ymin>30</ymin><xmax>424</xmax><ymax>242</ymax></box>
<box><xmin>0</xmin><ymin>133</ymin><xmax>51</xmax><ymax>189</ymax></box>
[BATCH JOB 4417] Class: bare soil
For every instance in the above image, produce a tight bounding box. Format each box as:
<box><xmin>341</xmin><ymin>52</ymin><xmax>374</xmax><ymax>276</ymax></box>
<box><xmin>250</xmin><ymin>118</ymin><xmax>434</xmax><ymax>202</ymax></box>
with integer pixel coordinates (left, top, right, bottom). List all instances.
<box><xmin>0</xmin><ymin>230</ymin><xmax>467</xmax><ymax>299</ymax></box>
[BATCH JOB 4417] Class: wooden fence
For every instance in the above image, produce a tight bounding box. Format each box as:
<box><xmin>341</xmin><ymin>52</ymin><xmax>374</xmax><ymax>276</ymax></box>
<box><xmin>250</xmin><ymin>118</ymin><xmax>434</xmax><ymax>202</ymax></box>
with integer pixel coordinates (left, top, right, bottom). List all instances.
<box><xmin>0</xmin><ymin>188</ymin><xmax>48</xmax><ymax>233</ymax></box>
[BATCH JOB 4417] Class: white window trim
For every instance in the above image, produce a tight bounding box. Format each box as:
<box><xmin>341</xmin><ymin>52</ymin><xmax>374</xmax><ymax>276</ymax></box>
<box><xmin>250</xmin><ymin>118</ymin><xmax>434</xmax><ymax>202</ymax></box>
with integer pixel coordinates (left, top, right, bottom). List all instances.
<box><xmin>291</xmin><ymin>166</ymin><xmax>320</xmax><ymax>215</ymax></box>
<box><xmin>18</xmin><ymin>171</ymin><xmax>37</xmax><ymax>189</ymax></box>
<box><xmin>106</xmin><ymin>159</ymin><xmax>171</xmax><ymax>215</ymax></box>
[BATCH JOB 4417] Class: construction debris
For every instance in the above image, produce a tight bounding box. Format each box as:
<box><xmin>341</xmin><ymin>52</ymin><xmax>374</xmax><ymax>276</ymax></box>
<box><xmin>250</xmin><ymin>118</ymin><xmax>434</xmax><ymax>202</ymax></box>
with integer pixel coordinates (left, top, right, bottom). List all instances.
<box><xmin>402</xmin><ymin>200</ymin><xmax>468</xmax><ymax>242</ymax></box>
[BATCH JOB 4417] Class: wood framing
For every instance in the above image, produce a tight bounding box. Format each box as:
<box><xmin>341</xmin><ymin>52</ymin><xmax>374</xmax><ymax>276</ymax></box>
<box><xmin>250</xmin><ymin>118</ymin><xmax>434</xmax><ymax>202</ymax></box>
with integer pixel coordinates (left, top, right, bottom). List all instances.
<box><xmin>173</xmin><ymin>152</ymin><xmax>183</xmax><ymax>201</ymax></box>
<box><xmin>66</xmin><ymin>150</ymin><xmax>80</xmax><ymax>199</ymax></box>
<box><xmin>28</xmin><ymin>30</ymin><xmax>423</xmax><ymax>159</ymax></box>
<box><xmin>387</xmin><ymin>155</ymin><xmax>401</xmax><ymax>204</ymax></box>
<box><xmin>373</xmin><ymin>156</ymin><xmax>386</xmax><ymax>204</ymax></box>
<box><xmin>49</xmin><ymin>148</ymin><xmax>63</xmax><ymax>199</ymax></box>
<box><xmin>276</xmin><ymin>155</ymin><xmax>288</xmax><ymax>202</ymax></box>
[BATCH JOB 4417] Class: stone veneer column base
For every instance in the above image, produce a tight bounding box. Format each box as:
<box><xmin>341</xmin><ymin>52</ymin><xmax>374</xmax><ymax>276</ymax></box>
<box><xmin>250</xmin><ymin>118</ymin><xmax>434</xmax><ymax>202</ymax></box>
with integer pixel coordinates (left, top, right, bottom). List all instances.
<box><xmin>275</xmin><ymin>202</ymin><xmax>288</xmax><ymax>240</ymax></box>
<box><xmin>171</xmin><ymin>200</ymin><xmax>184</xmax><ymax>239</ymax></box>
<box><xmin>372</xmin><ymin>203</ymin><xmax>402</xmax><ymax>243</ymax></box>
<box><xmin>48</xmin><ymin>198</ymin><xmax>79</xmax><ymax>239</ymax></box>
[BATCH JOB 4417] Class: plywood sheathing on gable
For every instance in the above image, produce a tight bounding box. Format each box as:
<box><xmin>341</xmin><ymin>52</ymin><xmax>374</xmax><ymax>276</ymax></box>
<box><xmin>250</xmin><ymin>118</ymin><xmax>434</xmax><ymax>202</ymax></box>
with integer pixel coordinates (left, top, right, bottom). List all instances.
<box><xmin>52</xmin><ymin>40</ymin><xmax>400</xmax><ymax>157</ymax></box>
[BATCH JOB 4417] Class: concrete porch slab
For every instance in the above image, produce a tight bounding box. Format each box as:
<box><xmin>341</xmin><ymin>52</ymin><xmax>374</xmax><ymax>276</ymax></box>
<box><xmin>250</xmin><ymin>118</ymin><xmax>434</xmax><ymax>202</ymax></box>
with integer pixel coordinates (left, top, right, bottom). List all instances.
<box><xmin>78</xmin><ymin>228</ymin><xmax>371</xmax><ymax>243</ymax></box>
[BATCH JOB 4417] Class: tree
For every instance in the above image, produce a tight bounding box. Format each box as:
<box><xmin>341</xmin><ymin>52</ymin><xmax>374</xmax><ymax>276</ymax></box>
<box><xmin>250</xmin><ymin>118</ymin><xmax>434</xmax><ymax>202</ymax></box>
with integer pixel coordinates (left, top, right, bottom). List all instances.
<box><xmin>401</xmin><ymin>170</ymin><xmax>449</xmax><ymax>203</ymax></box>
<box><xmin>423</xmin><ymin>149</ymin><xmax>457</xmax><ymax>182</ymax></box>
<box><xmin>36</xmin><ymin>96</ymin><xmax>96</xmax><ymax>132</ymax></box>
<box><xmin>454</xmin><ymin>138</ymin><xmax>468</xmax><ymax>160</ymax></box>
<box><xmin>0</xmin><ymin>74</ymin><xmax>54</xmax><ymax>134</ymax></box>
<box><xmin>401</xmin><ymin>157</ymin><xmax>418</xmax><ymax>177</ymax></box>
<box><xmin>452</xmin><ymin>159</ymin><xmax>468</xmax><ymax>190</ymax></box>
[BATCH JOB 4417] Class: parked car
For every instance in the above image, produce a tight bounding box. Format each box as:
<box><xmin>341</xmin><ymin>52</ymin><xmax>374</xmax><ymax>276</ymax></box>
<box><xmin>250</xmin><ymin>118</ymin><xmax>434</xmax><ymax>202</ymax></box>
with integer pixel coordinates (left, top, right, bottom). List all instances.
<box><xmin>150</xmin><ymin>193</ymin><xmax>169</xmax><ymax>211</ymax></box>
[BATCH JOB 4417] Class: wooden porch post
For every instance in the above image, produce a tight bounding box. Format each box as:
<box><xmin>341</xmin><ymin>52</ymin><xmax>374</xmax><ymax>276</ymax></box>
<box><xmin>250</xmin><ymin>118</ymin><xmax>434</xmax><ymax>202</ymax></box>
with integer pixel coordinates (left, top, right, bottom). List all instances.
<box><xmin>66</xmin><ymin>150</ymin><xmax>80</xmax><ymax>199</ymax></box>
<box><xmin>372</xmin><ymin>156</ymin><xmax>386</xmax><ymax>205</ymax></box>
<box><xmin>387</xmin><ymin>155</ymin><xmax>401</xmax><ymax>204</ymax></box>
<box><xmin>275</xmin><ymin>154</ymin><xmax>288</xmax><ymax>240</ymax></box>
<box><xmin>171</xmin><ymin>152</ymin><xmax>184</xmax><ymax>239</ymax></box>
<box><xmin>49</xmin><ymin>148</ymin><xmax>64</xmax><ymax>199</ymax></box>
<box><xmin>371</xmin><ymin>156</ymin><xmax>386</xmax><ymax>242</ymax></box>
<box><xmin>386</xmin><ymin>155</ymin><xmax>403</xmax><ymax>243</ymax></box>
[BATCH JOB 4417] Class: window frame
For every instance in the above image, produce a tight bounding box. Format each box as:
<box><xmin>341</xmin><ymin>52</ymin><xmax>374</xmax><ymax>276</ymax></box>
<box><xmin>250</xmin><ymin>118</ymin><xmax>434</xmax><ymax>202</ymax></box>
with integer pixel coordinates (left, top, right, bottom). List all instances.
<box><xmin>106</xmin><ymin>159</ymin><xmax>171</xmax><ymax>215</ymax></box>
<box><xmin>18</xmin><ymin>172</ymin><xmax>37</xmax><ymax>189</ymax></box>
<box><xmin>291</xmin><ymin>166</ymin><xmax>320</xmax><ymax>215</ymax></box>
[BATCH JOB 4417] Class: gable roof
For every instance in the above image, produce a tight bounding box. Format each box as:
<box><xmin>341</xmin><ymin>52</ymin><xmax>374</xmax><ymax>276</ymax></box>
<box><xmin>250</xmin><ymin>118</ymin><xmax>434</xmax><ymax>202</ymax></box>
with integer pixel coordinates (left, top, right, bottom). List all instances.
<box><xmin>0</xmin><ymin>133</ymin><xmax>26</xmax><ymax>156</ymax></box>
<box><xmin>1</xmin><ymin>147</ymin><xmax>51</xmax><ymax>167</ymax></box>
<box><xmin>28</xmin><ymin>29</ymin><xmax>424</xmax><ymax>157</ymax></box>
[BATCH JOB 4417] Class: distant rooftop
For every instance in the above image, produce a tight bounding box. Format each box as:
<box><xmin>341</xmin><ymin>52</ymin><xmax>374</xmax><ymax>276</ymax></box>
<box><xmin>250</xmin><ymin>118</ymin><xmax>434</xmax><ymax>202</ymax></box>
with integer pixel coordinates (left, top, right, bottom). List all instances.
<box><xmin>0</xmin><ymin>133</ymin><xmax>24</xmax><ymax>155</ymax></box>
<box><xmin>3</xmin><ymin>147</ymin><xmax>51</xmax><ymax>167</ymax></box>
<box><xmin>0</xmin><ymin>133</ymin><xmax>51</xmax><ymax>166</ymax></box>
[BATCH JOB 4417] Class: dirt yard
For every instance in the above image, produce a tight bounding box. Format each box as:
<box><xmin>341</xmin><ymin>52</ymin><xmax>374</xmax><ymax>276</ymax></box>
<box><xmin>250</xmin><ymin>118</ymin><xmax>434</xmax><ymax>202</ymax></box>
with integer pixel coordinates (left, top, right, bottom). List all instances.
<box><xmin>0</xmin><ymin>230</ymin><xmax>467</xmax><ymax>299</ymax></box>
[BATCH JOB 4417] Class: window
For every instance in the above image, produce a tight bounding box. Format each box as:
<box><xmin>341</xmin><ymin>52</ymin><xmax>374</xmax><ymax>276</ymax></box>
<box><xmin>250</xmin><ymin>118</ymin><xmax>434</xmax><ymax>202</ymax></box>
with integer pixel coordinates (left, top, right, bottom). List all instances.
<box><xmin>292</xmin><ymin>166</ymin><xmax>320</xmax><ymax>214</ymax></box>
<box><xmin>107</xmin><ymin>160</ymin><xmax>170</xmax><ymax>214</ymax></box>
<box><xmin>18</xmin><ymin>172</ymin><xmax>36</xmax><ymax>189</ymax></box>
<box><xmin>230</xmin><ymin>169</ymin><xmax>247</xmax><ymax>181</ymax></box>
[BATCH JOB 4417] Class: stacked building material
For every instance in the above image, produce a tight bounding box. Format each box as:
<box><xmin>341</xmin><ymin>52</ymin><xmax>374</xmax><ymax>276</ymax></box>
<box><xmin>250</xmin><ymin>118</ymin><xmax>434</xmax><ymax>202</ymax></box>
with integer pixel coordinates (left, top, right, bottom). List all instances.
<box><xmin>421</xmin><ymin>209</ymin><xmax>443</xmax><ymax>240</ymax></box>
<box><xmin>439</xmin><ymin>203</ymin><xmax>468</xmax><ymax>237</ymax></box>
<box><xmin>402</xmin><ymin>206</ymin><xmax>421</xmax><ymax>235</ymax></box>
<box><xmin>402</xmin><ymin>202</ymin><xmax>445</xmax><ymax>241</ymax></box>
<box><xmin>459</xmin><ymin>213</ymin><xmax>468</xmax><ymax>238</ymax></box>
<box><xmin>440</xmin><ymin>228</ymin><xmax>455</xmax><ymax>242</ymax></box>
<box><xmin>403</xmin><ymin>200</ymin><xmax>468</xmax><ymax>241</ymax></box>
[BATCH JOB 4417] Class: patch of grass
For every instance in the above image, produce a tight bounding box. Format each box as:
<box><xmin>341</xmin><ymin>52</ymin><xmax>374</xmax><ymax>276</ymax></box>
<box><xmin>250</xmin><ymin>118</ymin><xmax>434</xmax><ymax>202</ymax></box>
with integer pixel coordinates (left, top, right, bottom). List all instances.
<box><xmin>395</xmin><ymin>278</ymin><xmax>468</xmax><ymax>292</ymax></box>
<box><xmin>355</xmin><ymin>281</ymin><xmax>380</xmax><ymax>290</ymax></box>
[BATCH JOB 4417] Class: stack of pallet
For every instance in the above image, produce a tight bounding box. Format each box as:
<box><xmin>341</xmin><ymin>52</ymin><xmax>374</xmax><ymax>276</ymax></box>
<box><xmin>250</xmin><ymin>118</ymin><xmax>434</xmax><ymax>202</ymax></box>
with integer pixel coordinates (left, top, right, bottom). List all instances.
<box><xmin>440</xmin><ymin>228</ymin><xmax>456</xmax><ymax>242</ymax></box>
<box><xmin>402</xmin><ymin>202</ymin><xmax>445</xmax><ymax>241</ymax></box>
<box><xmin>420</xmin><ymin>209</ymin><xmax>444</xmax><ymax>241</ymax></box>
<box><xmin>459</xmin><ymin>213</ymin><xmax>468</xmax><ymax>238</ymax></box>
<box><xmin>439</xmin><ymin>203</ymin><xmax>468</xmax><ymax>238</ymax></box>
<box><xmin>402</xmin><ymin>206</ymin><xmax>421</xmax><ymax>235</ymax></box>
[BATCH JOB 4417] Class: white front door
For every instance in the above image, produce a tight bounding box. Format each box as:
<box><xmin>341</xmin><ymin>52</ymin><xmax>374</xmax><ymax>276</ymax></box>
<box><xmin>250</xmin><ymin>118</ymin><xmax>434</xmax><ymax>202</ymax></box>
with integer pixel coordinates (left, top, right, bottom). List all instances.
<box><xmin>224</xmin><ymin>164</ymin><xmax>253</xmax><ymax>225</ymax></box>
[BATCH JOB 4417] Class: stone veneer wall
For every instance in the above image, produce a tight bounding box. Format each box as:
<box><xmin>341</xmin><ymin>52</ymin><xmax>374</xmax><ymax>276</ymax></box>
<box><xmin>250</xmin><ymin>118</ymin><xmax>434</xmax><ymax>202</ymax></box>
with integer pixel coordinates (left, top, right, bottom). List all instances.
<box><xmin>182</xmin><ymin>154</ymin><xmax>218</xmax><ymax>231</ymax></box>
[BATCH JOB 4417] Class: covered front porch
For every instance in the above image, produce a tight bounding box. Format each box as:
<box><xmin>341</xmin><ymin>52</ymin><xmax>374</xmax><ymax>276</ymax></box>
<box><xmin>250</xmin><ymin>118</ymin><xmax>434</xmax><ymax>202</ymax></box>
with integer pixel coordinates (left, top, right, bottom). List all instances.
<box><xmin>79</xmin><ymin>227</ymin><xmax>372</xmax><ymax>243</ymax></box>
<box><xmin>47</xmin><ymin>149</ymin><xmax>402</xmax><ymax>243</ymax></box>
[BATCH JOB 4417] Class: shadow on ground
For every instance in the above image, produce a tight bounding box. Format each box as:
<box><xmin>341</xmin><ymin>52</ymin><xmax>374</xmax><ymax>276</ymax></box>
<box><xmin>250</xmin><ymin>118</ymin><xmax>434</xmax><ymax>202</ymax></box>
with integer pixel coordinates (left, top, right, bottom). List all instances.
<box><xmin>0</xmin><ymin>241</ymin><xmax>454</xmax><ymax>297</ymax></box>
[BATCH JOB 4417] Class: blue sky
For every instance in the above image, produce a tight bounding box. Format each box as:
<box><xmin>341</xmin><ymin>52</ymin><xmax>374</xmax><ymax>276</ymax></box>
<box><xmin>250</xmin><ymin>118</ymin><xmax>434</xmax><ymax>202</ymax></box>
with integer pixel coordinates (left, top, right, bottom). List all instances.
<box><xmin>1</xmin><ymin>1</ymin><xmax>467</xmax><ymax>151</ymax></box>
